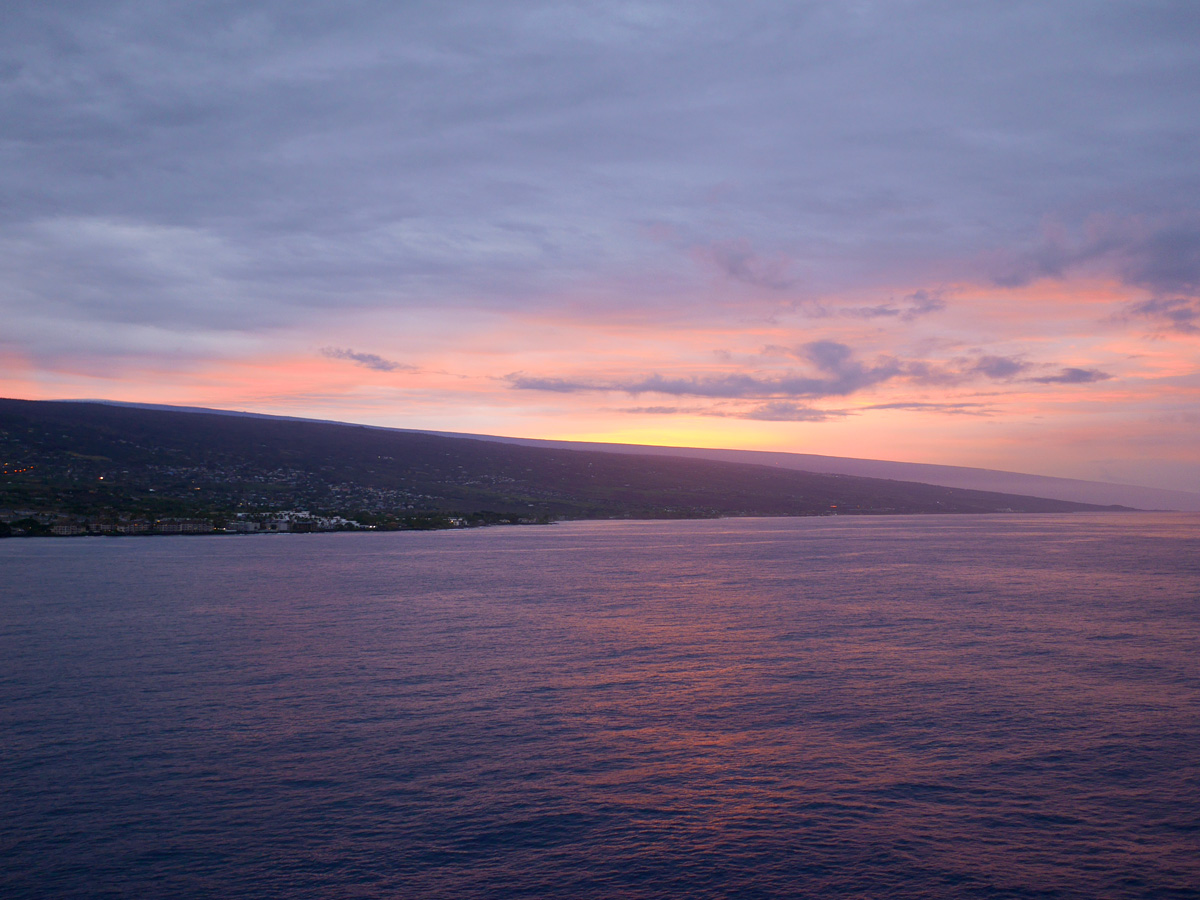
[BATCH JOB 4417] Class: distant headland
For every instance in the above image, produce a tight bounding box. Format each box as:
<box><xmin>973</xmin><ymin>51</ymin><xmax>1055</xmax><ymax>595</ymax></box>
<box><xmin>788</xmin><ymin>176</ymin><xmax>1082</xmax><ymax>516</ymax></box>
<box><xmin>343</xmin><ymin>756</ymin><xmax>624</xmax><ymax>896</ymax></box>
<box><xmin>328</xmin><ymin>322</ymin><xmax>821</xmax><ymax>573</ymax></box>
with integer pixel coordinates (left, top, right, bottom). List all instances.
<box><xmin>1</xmin><ymin>398</ymin><xmax>1139</xmax><ymax>538</ymax></box>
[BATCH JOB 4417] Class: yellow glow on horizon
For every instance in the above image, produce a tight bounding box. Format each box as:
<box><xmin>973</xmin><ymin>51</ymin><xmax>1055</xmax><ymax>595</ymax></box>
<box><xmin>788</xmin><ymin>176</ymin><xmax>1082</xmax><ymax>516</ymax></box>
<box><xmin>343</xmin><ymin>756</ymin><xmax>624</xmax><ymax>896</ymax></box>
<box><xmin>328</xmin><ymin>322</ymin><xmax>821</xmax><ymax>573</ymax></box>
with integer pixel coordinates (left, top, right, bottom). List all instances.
<box><xmin>3</xmin><ymin>271</ymin><xmax>1197</xmax><ymax>491</ymax></box>
<box><xmin>545</xmin><ymin>422</ymin><xmax>787</xmax><ymax>451</ymax></box>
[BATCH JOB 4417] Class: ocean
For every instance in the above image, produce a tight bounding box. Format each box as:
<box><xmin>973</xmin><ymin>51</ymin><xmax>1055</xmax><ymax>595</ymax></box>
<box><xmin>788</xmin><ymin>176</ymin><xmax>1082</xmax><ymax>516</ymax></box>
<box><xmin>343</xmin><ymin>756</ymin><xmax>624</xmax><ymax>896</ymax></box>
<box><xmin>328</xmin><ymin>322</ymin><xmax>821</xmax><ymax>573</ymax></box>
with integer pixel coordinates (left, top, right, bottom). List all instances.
<box><xmin>2</xmin><ymin>514</ymin><xmax>1198</xmax><ymax>898</ymax></box>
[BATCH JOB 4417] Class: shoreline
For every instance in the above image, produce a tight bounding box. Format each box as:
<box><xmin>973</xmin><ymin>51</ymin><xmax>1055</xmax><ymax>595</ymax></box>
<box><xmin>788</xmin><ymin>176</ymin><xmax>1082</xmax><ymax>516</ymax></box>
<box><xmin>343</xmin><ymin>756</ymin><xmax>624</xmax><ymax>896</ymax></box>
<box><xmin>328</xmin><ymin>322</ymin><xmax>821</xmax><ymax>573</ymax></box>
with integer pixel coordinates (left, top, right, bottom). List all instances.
<box><xmin>0</xmin><ymin>506</ymin><xmax>1156</xmax><ymax>540</ymax></box>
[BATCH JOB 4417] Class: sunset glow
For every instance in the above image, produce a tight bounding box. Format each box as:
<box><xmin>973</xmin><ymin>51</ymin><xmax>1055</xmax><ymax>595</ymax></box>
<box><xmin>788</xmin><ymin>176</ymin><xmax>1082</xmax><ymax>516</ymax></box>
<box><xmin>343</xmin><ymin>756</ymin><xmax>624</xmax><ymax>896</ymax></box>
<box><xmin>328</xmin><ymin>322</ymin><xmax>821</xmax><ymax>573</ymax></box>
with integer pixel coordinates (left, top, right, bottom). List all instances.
<box><xmin>2</xmin><ymin>3</ymin><xmax>1197</xmax><ymax>491</ymax></box>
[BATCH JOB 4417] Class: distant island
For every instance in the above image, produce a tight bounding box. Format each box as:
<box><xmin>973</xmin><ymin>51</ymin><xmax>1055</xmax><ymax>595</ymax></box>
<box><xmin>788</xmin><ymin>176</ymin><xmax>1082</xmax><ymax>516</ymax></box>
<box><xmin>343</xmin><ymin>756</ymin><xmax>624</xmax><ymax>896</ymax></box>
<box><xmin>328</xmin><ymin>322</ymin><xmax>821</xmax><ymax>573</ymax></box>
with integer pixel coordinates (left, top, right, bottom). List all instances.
<box><xmin>0</xmin><ymin>398</ymin><xmax>1134</xmax><ymax>537</ymax></box>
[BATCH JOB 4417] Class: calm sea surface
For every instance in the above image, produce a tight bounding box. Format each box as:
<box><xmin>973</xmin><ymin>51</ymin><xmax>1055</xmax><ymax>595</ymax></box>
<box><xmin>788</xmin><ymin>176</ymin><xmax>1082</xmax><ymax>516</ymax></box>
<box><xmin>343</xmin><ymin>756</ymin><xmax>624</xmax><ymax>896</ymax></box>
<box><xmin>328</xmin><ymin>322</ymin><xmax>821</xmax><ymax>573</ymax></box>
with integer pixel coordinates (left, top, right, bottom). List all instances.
<box><xmin>2</xmin><ymin>513</ymin><xmax>1199</xmax><ymax>899</ymax></box>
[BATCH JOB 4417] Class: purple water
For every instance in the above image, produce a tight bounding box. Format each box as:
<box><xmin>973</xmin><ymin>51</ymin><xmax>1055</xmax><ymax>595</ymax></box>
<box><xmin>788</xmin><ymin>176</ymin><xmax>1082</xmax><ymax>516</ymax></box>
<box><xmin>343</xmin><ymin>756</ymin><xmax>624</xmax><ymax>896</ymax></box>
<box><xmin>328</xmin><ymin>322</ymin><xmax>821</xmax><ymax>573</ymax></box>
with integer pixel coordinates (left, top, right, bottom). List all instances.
<box><xmin>2</xmin><ymin>514</ymin><xmax>1198</xmax><ymax>898</ymax></box>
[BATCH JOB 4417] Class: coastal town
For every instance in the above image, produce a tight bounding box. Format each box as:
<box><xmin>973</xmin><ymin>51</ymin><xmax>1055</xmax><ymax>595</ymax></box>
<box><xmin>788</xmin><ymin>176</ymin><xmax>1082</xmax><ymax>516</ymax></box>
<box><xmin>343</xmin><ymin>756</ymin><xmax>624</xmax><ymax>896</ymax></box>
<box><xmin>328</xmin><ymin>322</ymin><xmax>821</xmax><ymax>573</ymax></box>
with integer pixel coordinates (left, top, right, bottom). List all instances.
<box><xmin>1</xmin><ymin>509</ymin><xmax>366</xmax><ymax>537</ymax></box>
<box><xmin>0</xmin><ymin>507</ymin><xmax>547</xmax><ymax>538</ymax></box>
<box><xmin>0</xmin><ymin>400</ymin><xmax>1128</xmax><ymax>540</ymax></box>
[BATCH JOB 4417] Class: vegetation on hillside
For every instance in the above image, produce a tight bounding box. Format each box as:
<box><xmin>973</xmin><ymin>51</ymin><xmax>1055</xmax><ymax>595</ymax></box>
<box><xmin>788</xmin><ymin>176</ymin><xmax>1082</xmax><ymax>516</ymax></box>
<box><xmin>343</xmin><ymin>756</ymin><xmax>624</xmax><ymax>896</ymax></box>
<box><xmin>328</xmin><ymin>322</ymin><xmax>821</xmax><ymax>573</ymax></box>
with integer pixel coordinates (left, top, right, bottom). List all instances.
<box><xmin>0</xmin><ymin>399</ymin><xmax>1130</xmax><ymax>535</ymax></box>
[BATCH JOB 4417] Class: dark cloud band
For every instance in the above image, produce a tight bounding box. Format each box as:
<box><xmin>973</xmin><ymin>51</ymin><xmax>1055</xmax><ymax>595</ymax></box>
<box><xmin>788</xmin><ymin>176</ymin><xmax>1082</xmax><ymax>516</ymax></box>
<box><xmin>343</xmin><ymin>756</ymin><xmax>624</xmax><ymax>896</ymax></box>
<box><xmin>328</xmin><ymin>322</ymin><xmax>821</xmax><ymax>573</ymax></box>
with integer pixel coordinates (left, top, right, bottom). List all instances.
<box><xmin>320</xmin><ymin>347</ymin><xmax>412</xmax><ymax>373</ymax></box>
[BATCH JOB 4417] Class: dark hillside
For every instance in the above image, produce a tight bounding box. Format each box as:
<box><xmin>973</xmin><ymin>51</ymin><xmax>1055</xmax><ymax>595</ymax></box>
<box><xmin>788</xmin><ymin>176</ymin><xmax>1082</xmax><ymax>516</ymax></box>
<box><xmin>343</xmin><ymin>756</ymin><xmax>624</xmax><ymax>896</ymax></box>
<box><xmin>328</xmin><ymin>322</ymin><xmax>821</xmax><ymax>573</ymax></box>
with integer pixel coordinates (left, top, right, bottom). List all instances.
<box><xmin>0</xmin><ymin>398</ymin><xmax>1131</xmax><ymax>530</ymax></box>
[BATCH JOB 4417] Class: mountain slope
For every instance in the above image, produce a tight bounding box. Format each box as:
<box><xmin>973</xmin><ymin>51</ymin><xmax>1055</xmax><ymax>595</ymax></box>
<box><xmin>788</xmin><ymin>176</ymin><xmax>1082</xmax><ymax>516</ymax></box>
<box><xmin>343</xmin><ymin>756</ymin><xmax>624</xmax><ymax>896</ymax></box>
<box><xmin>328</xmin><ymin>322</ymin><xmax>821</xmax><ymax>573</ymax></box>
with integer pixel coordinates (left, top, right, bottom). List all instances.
<box><xmin>1</xmin><ymin>398</ymin><xmax>1134</xmax><ymax>526</ymax></box>
<box><xmin>413</xmin><ymin>435</ymin><xmax>1200</xmax><ymax>511</ymax></box>
<box><xmin>62</xmin><ymin>399</ymin><xmax>1199</xmax><ymax>511</ymax></box>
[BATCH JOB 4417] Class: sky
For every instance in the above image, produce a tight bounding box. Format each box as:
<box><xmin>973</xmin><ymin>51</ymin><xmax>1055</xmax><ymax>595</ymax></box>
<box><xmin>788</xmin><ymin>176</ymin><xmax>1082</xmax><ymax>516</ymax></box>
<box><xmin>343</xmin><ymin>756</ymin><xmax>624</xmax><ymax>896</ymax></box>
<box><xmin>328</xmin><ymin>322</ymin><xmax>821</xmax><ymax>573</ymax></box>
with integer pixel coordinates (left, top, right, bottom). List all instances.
<box><xmin>2</xmin><ymin>1</ymin><xmax>1199</xmax><ymax>491</ymax></box>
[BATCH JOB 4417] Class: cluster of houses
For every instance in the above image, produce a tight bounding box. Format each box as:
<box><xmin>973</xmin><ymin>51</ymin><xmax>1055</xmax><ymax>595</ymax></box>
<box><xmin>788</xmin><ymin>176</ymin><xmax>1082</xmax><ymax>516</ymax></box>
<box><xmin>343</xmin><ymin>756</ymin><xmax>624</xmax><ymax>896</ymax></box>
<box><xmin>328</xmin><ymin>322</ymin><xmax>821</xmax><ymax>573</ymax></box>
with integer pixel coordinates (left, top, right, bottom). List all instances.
<box><xmin>222</xmin><ymin>511</ymin><xmax>365</xmax><ymax>533</ymax></box>
<box><xmin>1</xmin><ymin>509</ymin><xmax>367</xmax><ymax>537</ymax></box>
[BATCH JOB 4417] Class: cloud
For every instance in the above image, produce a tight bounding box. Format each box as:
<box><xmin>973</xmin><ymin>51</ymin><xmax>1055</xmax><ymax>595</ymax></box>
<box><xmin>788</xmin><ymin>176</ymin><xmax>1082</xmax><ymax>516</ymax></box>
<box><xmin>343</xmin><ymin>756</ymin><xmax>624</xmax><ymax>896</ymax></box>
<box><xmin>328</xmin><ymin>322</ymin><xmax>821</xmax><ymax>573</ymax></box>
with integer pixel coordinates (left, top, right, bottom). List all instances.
<box><xmin>320</xmin><ymin>347</ymin><xmax>412</xmax><ymax>372</ymax></box>
<box><xmin>774</xmin><ymin>341</ymin><xmax>906</xmax><ymax>392</ymax></box>
<box><xmin>506</xmin><ymin>375</ymin><xmax>591</xmax><ymax>393</ymax></box>
<box><xmin>839</xmin><ymin>290</ymin><xmax>946</xmax><ymax>322</ymax></box>
<box><xmin>693</xmin><ymin>239</ymin><xmax>796</xmax><ymax>290</ymax></box>
<box><xmin>620</xmin><ymin>398</ymin><xmax>988</xmax><ymax>421</ymax></box>
<box><xmin>620</xmin><ymin>406</ymin><xmax>692</xmax><ymax>415</ymax></box>
<box><xmin>1120</xmin><ymin>297</ymin><xmax>1200</xmax><ymax>334</ymax></box>
<box><xmin>970</xmin><ymin>355</ymin><xmax>1029</xmax><ymax>379</ymax></box>
<box><xmin>990</xmin><ymin>216</ymin><xmax>1200</xmax><ymax>296</ymax></box>
<box><xmin>790</xmin><ymin>344</ymin><xmax>1034</xmax><ymax>388</ymax></box>
<box><xmin>909</xmin><ymin>354</ymin><xmax>1115</xmax><ymax>387</ymax></box>
<box><xmin>0</xmin><ymin>217</ymin><xmax>259</xmax><ymax>332</ymax></box>
<box><xmin>735</xmin><ymin>402</ymin><xmax>845</xmax><ymax>422</ymax></box>
<box><xmin>1027</xmin><ymin>367</ymin><xmax>1111</xmax><ymax>384</ymax></box>
<box><xmin>512</xmin><ymin>341</ymin><xmax>906</xmax><ymax>400</ymax></box>
<box><xmin>863</xmin><ymin>401</ymin><xmax>992</xmax><ymax>415</ymax></box>
<box><xmin>2</xmin><ymin>0</ymin><xmax>1192</xmax><ymax>488</ymax></box>
<box><xmin>509</xmin><ymin>368</ymin><xmax>894</xmax><ymax>400</ymax></box>
<box><xmin>610</xmin><ymin>340</ymin><xmax>904</xmax><ymax>399</ymax></box>
<box><xmin>1119</xmin><ymin>220</ymin><xmax>1200</xmax><ymax>296</ymax></box>
<box><xmin>511</xmin><ymin>341</ymin><xmax>1113</xmax><ymax>401</ymax></box>
<box><xmin>3</xmin><ymin>4</ymin><xmax>1197</xmax><ymax>361</ymax></box>
<box><xmin>627</xmin><ymin>373</ymin><xmax>835</xmax><ymax>399</ymax></box>
<box><xmin>623</xmin><ymin>401</ymin><xmax>846</xmax><ymax>422</ymax></box>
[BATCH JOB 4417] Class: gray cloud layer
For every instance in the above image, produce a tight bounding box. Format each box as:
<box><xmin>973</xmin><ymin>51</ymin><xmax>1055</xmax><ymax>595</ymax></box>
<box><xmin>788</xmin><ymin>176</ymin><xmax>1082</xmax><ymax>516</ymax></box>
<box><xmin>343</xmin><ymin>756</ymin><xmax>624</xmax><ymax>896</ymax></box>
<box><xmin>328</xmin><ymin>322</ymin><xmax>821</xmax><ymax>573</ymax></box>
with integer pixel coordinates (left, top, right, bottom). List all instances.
<box><xmin>320</xmin><ymin>347</ymin><xmax>412</xmax><ymax>372</ymax></box>
<box><xmin>3</xmin><ymin>1</ymin><xmax>1199</xmax><ymax>358</ymax></box>
<box><xmin>1122</xmin><ymin>297</ymin><xmax>1200</xmax><ymax>333</ymax></box>
<box><xmin>837</xmin><ymin>290</ymin><xmax>946</xmax><ymax>322</ymax></box>
<box><xmin>509</xmin><ymin>341</ymin><xmax>1110</xmax><ymax>400</ymax></box>
<box><xmin>1027</xmin><ymin>367</ymin><xmax>1111</xmax><ymax>385</ymax></box>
